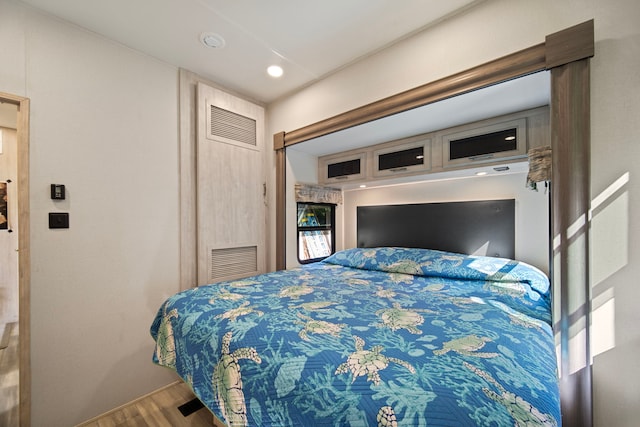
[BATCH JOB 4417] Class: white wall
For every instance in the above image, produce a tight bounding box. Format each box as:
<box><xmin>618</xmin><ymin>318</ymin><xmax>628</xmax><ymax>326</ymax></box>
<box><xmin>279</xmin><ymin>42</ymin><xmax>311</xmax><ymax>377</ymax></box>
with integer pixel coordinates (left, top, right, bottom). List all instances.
<box><xmin>285</xmin><ymin>148</ymin><xmax>317</xmax><ymax>266</ymax></box>
<box><xmin>267</xmin><ymin>1</ymin><xmax>640</xmax><ymax>426</ymax></box>
<box><xmin>0</xmin><ymin>1</ymin><xmax>180</xmax><ymax>425</ymax></box>
<box><xmin>342</xmin><ymin>172</ymin><xmax>549</xmax><ymax>274</ymax></box>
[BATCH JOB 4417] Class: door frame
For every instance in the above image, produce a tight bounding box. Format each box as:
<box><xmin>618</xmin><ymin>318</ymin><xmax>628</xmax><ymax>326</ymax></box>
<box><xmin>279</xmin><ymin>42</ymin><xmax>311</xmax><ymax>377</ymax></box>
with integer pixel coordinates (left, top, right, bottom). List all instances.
<box><xmin>1</xmin><ymin>91</ymin><xmax>30</xmax><ymax>427</ymax></box>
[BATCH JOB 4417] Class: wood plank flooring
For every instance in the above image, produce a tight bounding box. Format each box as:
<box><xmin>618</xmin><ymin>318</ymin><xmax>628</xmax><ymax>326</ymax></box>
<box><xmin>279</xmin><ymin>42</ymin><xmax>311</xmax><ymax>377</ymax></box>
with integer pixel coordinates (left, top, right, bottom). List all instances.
<box><xmin>76</xmin><ymin>381</ymin><xmax>225</xmax><ymax>427</ymax></box>
<box><xmin>0</xmin><ymin>322</ymin><xmax>19</xmax><ymax>427</ymax></box>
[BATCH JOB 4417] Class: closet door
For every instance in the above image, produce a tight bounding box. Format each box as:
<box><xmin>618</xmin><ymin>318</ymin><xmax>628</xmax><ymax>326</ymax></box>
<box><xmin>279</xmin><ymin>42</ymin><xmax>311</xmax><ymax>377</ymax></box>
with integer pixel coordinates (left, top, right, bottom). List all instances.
<box><xmin>197</xmin><ymin>83</ymin><xmax>265</xmax><ymax>285</ymax></box>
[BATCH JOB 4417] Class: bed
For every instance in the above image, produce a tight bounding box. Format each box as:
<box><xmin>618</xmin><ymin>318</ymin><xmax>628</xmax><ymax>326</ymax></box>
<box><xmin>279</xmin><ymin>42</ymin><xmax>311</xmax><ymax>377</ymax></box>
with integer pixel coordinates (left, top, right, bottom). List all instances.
<box><xmin>150</xmin><ymin>243</ymin><xmax>560</xmax><ymax>426</ymax></box>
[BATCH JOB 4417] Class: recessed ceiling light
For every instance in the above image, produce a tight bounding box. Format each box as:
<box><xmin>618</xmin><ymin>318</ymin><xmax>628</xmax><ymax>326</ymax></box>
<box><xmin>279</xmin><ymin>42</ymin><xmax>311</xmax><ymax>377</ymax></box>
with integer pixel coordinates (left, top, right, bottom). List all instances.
<box><xmin>359</xmin><ymin>184</ymin><xmax>367</xmax><ymax>188</ymax></box>
<box><xmin>267</xmin><ymin>65</ymin><xmax>284</xmax><ymax>78</ymax></box>
<box><xmin>476</xmin><ymin>171</ymin><xmax>488</xmax><ymax>176</ymax></box>
<box><xmin>200</xmin><ymin>32</ymin><xmax>225</xmax><ymax>49</ymax></box>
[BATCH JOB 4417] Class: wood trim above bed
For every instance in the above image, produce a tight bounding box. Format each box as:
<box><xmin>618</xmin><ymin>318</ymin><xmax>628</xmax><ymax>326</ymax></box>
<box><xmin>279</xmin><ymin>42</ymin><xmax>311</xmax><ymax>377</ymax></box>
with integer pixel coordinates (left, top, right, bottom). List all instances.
<box><xmin>273</xmin><ymin>20</ymin><xmax>593</xmax><ymax>151</ymax></box>
<box><xmin>545</xmin><ymin>20</ymin><xmax>595</xmax><ymax>69</ymax></box>
<box><xmin>280</xmin><ymin>44</ymin><xmax>546</xmax><ymax>147</ymax></box>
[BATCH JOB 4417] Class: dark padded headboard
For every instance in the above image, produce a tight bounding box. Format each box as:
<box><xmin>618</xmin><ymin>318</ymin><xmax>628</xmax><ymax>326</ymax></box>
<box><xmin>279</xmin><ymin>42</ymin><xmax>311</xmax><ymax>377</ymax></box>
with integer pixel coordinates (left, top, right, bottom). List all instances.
<box><xmin>357</xmin><ymin>199</ymin><xmax>515</xmax><ymax>259</ymax></box>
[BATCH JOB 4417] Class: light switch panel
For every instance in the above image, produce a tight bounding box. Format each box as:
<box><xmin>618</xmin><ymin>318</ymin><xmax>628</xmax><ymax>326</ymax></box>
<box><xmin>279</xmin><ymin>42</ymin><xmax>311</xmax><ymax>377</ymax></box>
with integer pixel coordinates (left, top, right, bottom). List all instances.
<box><xmin>51</xmin><ymin>184</ymin><xmax>66</xmax><ymax>200</ymax></box>
<box><xmin>49</xmin><ymin>212</ymin><xmax>69</xmax><ymax>229</ymax></box>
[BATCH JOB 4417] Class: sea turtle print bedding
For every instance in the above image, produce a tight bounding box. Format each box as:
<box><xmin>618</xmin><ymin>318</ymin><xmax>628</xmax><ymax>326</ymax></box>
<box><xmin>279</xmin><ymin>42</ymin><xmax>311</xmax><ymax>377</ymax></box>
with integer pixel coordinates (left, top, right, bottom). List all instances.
<box><xmin>151</xmin><ymin>247</ymin><xmax>560</xmax><ymax>426</ymax></box>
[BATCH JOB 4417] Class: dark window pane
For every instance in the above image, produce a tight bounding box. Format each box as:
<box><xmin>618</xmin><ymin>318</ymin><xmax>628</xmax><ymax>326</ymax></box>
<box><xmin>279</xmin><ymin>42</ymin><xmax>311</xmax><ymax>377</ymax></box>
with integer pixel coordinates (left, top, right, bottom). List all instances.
<box><xmin>378</xmin><ymin>146</ymin><xmax>424</xmax><ymax>170</ymax></box>
<box><xmin>327</xmin><ymin>159</ymin><xmax>360</xmax><ymax>178</ymax></box>
<box><xmin>449</xmin><ymin>128</ymin><xmax>517</xmax><ymax>160</ymax></box>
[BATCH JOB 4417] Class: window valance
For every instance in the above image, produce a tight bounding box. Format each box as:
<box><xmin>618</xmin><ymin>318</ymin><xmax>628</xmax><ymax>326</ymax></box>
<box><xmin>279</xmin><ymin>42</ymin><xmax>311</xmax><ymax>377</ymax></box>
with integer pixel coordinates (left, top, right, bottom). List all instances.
<box><xmin>526</xmin><ymin>145</ymin><xmax>552</xmax><ymax>191</ymax></box>
<box><xmin>295</xmin><ymin>183</ymin><xmax>342</xmax><ymax>204</ymax></box>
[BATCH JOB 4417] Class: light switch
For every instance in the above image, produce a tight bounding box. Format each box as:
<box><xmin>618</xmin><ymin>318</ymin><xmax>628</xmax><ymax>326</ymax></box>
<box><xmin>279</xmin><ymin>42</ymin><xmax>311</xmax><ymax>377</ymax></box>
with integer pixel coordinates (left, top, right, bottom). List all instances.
<box><xmin>51</xmin><ymin>184</ymin><xmax>66</xmax><ymax>200</ymax></box>
<box><xmin>49</xmin><ymin>212</ymin><xmax>69</xmax><ymax>229</ymax></box>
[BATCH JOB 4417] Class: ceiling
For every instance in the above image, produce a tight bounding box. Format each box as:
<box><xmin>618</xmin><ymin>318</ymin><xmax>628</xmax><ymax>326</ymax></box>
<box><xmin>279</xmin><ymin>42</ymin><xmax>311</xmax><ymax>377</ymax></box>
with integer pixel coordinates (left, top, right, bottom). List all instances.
<box><xmin>19</xmin><ymin>0</ymin><xmax>550</xmax><ymax>162</ymax></box>
<box><xmin>19</xmin><ymin>0</ymin><xmax>482</xmax><ymax>104</ymax></box>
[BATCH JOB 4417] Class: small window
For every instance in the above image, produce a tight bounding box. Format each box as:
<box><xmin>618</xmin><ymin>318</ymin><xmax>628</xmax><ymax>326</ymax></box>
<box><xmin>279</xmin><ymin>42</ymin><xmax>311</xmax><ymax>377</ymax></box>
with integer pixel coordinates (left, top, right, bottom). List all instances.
<box><xmin>297</xmin><ymin>203</ymin><xmax>335</xmax><ymax>264</ymax></box>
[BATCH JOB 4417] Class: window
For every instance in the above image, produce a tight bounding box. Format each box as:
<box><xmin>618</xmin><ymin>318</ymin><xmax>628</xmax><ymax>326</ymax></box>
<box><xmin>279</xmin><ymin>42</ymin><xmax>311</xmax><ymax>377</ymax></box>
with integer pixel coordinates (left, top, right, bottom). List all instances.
<box><xmin>297</xmin><ymin>203</ymin><xmax>335</xmax><ymax>264</ymax></box>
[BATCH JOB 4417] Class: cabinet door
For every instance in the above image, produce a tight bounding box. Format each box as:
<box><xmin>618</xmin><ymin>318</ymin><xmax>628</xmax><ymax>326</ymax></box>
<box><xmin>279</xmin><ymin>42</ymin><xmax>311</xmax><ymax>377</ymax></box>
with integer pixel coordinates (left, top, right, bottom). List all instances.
<box><xmin>319</xmin><ymin>152</ymin><xmax>367</xmax><ymax>184</ymax></box>
<box><xmin>197</xmin><ymin>82</ymin><xmax>265</xmax><ymax>285</ymax></box>
<box><xmin>373</xmin><ymin>138</ymin><xmax>431</xmax><ymax>178</ymax></box>
<box><xmin>441</xmin><ymin>118</ymin><xmax>527</xmax><ymax>168</ymax></box>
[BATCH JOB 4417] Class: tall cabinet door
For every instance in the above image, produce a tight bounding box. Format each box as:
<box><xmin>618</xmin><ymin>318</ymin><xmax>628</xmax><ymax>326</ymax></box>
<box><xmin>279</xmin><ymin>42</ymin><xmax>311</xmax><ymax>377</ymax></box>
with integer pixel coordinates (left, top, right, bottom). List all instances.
<box><xmin>197</xmin><ymin>82</ymin><xmax>265</xmax><ymax>285</ymax></box>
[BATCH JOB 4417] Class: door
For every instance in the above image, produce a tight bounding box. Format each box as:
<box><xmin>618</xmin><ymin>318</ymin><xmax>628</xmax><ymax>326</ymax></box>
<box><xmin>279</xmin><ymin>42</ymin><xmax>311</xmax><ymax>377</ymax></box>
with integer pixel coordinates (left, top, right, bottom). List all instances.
<box><xmin>196</xmin><ymin>83</ymin><xmax>265</xmax><ymax>285</ymax></box>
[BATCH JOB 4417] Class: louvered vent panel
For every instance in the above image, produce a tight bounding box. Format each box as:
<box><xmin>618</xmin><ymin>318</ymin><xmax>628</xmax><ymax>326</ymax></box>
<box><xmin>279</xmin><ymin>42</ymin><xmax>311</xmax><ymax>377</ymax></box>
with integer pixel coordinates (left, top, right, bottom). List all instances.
<box><xmin>210</xmin><ymin>246</ymin><xmax>258</xmax><ymax>281</ymax></box>
<box><xmin>210</xmin><ymin>106</ymin><xmax>257</xmax><ymax>146</ymax></box>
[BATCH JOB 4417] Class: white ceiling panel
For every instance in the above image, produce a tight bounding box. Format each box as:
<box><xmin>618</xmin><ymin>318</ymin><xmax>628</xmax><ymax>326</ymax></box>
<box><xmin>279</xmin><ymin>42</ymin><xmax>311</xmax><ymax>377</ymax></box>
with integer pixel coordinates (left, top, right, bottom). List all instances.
<box><xmin>19</xmin><ymin>0</ymin><xmax>481</xmax><ymax>102</ymax></box>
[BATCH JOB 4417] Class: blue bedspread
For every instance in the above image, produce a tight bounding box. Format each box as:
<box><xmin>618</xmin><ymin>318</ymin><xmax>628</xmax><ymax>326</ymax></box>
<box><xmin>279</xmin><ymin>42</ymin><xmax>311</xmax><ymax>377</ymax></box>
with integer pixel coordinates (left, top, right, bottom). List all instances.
<box><xmin>151</xmin><ymin>247</ymin><xmax>560</xmax><ymax>426</ymax></box>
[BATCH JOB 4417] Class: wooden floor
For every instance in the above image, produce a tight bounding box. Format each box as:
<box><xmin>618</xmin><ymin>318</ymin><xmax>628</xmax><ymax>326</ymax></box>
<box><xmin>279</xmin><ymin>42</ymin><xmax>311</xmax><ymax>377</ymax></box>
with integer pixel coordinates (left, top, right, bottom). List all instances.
<box><xmin>0</xmin><ymin>322</ymin><xmax>19</xmax><ymax>427</ymax></box>
<box><xmin>76</xmin><ymin>381</ymin><xmax>225</xmax><ymax>427</ymax></box>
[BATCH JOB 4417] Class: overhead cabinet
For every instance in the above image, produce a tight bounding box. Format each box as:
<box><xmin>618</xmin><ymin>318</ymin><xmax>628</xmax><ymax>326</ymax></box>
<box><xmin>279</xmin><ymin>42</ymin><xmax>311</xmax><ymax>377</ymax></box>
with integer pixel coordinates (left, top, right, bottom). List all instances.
<box><xmin>441</xmin><ymin>118</ymin><xmax>526</xmax><ymax>168</ymax></box>
<box><xmin>373</xmin><ymin>136</ymin><xmax>431</xmax><ymax>178</ymax></box>
<box><xmin>319</xmin><ymin>151</ymin><xmax>367</xmax><ymax>184</ymax></box>
<box><xmin>318</xmin><ymin>106</ymin><xmax>548</xmax><ymax>186</ymax></box>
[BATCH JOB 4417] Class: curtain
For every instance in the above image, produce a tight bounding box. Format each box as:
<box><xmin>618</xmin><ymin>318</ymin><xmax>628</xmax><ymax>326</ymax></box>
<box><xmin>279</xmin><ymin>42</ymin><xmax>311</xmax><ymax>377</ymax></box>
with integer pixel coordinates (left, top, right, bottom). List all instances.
<box><xmin>295</xmin><ymin>183</ymin><xmax>342</xmax><ymax>204</ymax></box>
